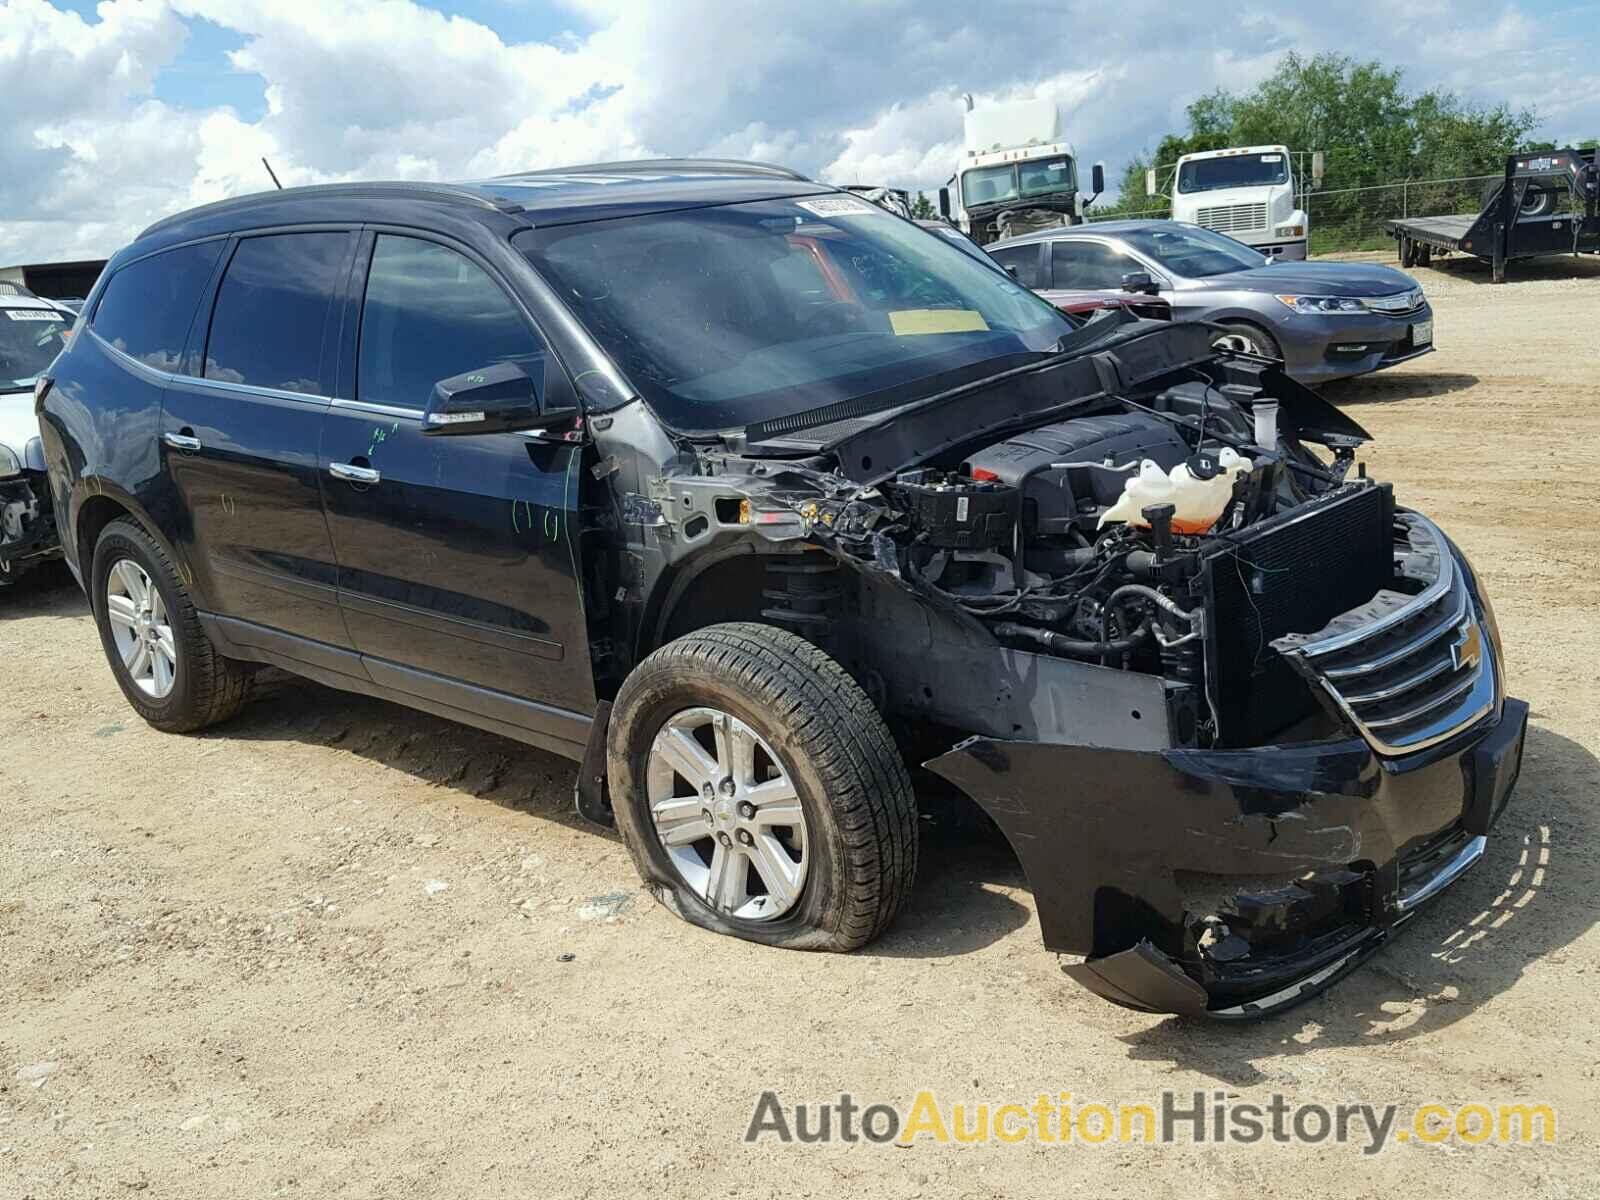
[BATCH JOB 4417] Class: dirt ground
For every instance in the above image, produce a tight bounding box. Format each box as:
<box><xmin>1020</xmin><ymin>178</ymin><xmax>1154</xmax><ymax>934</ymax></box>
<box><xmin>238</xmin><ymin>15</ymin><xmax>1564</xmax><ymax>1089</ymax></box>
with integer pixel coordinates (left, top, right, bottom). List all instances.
<box><xmin>5</xmin><ymin>252</ymin><xmax>1599</xmax><ymax>1198</ymax></box>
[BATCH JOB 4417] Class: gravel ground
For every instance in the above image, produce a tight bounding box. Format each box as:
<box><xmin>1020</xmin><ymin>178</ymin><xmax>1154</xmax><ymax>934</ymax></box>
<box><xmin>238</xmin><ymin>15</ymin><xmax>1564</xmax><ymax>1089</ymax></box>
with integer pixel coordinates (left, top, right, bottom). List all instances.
<box><xmin>4</xmin><ymin>253</ymin><xmax>1598</xmax><ymax>1198</ymax></box>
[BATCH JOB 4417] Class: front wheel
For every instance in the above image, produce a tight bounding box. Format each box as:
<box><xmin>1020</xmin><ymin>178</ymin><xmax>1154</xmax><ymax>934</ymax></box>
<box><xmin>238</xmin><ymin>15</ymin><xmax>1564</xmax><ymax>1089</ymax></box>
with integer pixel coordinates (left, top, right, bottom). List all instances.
<box><xmin>608</xmin><ymin>622</ymin><xmax>918</xmax><ymax>952</ymax></box>
<box><xmin>1211</xmin><ymin>321</ymin><xmax>1283</xmax><ymax>361</ymax></box>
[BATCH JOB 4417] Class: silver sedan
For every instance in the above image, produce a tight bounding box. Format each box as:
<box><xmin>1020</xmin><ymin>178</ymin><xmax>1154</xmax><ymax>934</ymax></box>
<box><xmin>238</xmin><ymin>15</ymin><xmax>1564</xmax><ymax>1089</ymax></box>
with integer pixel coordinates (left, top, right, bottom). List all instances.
<box><xmin>989</xmin><ymin>219</ymin><xmax>1435</xmax><ymax>383</ymax></box>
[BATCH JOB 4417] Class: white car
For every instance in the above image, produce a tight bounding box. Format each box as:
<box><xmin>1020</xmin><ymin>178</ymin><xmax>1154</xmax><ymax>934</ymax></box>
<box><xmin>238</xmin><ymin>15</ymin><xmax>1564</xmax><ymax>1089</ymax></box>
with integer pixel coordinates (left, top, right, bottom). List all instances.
<box><xmin>1</xmin><ymin>287</ymin><xmax>73</xmax><ymax>586</ymax></box>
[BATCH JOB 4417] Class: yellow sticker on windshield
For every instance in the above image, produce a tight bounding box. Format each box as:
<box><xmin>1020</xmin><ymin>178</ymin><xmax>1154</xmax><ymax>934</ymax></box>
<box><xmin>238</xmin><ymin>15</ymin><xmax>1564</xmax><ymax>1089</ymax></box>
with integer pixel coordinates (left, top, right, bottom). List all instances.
<box><xmin>888</xmin><ymin>309</ymin><xmax>989</xmax><ymax>336</ymax></box>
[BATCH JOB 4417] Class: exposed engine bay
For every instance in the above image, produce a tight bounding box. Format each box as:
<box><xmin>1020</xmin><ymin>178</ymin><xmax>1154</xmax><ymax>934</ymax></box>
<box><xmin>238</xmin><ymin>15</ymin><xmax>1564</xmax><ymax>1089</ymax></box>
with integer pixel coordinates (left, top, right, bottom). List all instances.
<box><xmin>634</xmin><ymin>319</ymin><xmax>1394</xmax><ymax>755</ymax></box>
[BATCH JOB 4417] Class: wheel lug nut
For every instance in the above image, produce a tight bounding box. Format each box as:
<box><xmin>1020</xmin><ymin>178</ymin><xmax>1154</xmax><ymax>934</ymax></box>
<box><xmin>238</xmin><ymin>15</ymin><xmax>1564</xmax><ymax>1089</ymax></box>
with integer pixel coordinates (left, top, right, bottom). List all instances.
<box><xmin>717</xmin><ymin>832</ymin><xmax>732</xmax><ymax>848</ymax></box>
<box><xmin>700</xmin><ymin>808</ymin><xmax>712</xmax><ymax>824</ymax></box>
<box><xmin>701</xmin><ymin>783</ymin><xmax>714</xmax><ymax>800</ymax></box>
<box><xmin>738</xmin><ymin>801</ymin><xmax>755</xmax><ymax>819</ymax></box>
<box><xmin>719</xmin><ymin>778</ymin><xmax>736</xmax><ymax>797</ymax></box>
<box><xmin>737</xmin><ymin>829</ymin><xmax>753</xmax><ymax>846</ymax></box>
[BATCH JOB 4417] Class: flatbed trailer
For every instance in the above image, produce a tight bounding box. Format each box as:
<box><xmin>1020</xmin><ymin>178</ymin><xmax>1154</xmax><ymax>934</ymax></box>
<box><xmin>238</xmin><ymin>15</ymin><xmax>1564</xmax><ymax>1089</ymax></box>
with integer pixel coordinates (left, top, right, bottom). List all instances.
<box><xmin>1384</xmin><ymin>148</ymin><xmax>1599</xmax><ymax>282</ymax></box>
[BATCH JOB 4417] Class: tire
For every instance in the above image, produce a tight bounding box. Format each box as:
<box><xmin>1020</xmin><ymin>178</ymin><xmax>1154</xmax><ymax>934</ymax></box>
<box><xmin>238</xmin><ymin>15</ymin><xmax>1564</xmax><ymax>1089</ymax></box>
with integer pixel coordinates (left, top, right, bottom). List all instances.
<box><xmin>1401</xmin><ymin>236</ymin><xmax>1418</xmax><ymax>268</ymax></box>
<box><xmin>90</xmin><ymin>518</ymin><xmax>251</xmax><ymax>732</ymax></box>
<box><xmin>1211</xmin><ymin>321</ymin><xmax>1283</xmax><ymax>361</ymax></box>
<box><xmin>608</xmin><ymin>622</ymin><xmax>917</xmax><ymax>952</ymax></box>
<box><xmin>1518</xmin><ymin>186</ymin><xmax>1555</xmax><ymax>219</ymax></box>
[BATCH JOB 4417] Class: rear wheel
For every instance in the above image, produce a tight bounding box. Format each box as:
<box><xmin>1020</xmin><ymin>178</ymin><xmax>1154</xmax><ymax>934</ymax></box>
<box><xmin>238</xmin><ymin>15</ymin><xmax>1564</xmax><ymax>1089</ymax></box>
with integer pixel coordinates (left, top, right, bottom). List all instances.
<box><xmin>608</xmin><ymin>622</ymin><xmax>917</xmax><ymax>952</ymax></box>
<box><xmin>91</xmin><ymin>518</ymin><xmax>252</xmax><ymax>732</ymax></box>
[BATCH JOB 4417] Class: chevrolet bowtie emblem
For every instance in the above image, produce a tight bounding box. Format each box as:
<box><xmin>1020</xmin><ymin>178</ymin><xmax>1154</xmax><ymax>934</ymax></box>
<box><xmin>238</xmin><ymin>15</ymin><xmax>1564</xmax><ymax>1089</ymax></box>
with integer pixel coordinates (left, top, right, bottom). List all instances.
<box><xmin>1451</xmin><ymin>620</ymin><xmax>1483</xmax><ymax>672</ymax></box>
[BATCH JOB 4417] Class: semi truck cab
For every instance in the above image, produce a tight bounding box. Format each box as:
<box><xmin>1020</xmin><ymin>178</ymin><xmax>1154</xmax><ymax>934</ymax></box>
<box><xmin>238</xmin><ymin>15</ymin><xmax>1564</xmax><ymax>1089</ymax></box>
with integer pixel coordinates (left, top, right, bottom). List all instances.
<box><xmin>1157</xmin><ymin>145</ymin><xmax>1313</xmax><ymax>261</ymax></box>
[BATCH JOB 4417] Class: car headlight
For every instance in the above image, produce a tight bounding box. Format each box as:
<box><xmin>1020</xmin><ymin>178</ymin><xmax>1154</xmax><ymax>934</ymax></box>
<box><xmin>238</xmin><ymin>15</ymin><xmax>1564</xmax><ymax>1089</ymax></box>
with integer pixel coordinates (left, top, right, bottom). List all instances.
<box><xmin>1274</xmin><ymin>294</ymin><xmax>1369</xmax><ymax>314</ymax></box>
<box><xmin>1274</xmin><ymin>224</ymin><xmax>1305</xmax><ymax>238</ymax></box>
<box><xmin>0</xmin><ymin>444</ymin><xmax>20</xmax><ymax>478</ymax></box>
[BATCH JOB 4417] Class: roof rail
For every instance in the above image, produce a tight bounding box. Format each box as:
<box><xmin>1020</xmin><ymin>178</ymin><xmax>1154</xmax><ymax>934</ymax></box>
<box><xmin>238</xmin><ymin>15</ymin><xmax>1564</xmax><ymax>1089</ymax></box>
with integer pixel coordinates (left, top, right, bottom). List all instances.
<box><xmin>137</xmin><ymin>181</ymin><xmax>525</xmax><ymax>241</ymax></box>
<box><xmin>496</xmin><ymin>158</ymin><xmax>811</xmax><ymax>183</ymax></box>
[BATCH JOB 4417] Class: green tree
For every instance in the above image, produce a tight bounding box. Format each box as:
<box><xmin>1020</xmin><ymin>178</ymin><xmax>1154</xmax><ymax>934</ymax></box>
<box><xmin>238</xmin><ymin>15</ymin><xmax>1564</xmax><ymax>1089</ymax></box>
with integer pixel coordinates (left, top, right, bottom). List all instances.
<box><xmin>910</xmin><ymin>190</ymin><xmax>938</xmax><ymax>220</ymax></box>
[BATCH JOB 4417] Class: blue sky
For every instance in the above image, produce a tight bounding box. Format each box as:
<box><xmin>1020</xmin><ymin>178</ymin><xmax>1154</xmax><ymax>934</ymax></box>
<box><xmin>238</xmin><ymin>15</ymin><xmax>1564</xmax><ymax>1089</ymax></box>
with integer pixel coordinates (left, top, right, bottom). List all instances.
<box><xmin>3</xmin><ymin>0</ymin><xmax>1597</xmax><ymax>262</ymax></box>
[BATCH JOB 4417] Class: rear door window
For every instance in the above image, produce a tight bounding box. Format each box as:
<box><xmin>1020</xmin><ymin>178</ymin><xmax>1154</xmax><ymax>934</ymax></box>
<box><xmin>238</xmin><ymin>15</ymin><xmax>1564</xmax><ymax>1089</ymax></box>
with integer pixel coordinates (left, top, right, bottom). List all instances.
<box><xmin>1050</xmin><ymin>241</ymin><xmax>1138</xmax><ymax>290</ymax></box>
<box><xmin>204</xmin><ymin>232</ymin><xmax>353</xmax><ymax>394</ymax></box>
<box><xmin>357</xmin><ymin>235</ymin><xmax>547</xmax><ymax>410</ymax></box>
<box><xmin>989</xmin><ymin>244</ymin><xmax>1046</xmax><ymax>289</ymax></box>
<box><xmin>91</xmin><ymin>241</ymin><xmax>224</xmax><ymax>372</ymax></box>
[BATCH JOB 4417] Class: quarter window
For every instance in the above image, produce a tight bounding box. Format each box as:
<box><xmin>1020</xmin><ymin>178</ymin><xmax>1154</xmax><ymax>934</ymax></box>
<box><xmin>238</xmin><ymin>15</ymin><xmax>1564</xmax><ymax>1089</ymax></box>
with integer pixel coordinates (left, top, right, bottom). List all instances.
<box><xmin>357</xmin><ymin>235</ymin><xmax>546</xmax><ymax>410</ymax></box>
<box><xmin>204</xmin><ymin>232</ymin><xmax>353</xmax><ymax>394</ymax></box>
<box><xmin>91</xmin><ymin>241</ymin><xmax>223</xmax><ymax>372</ymax></box>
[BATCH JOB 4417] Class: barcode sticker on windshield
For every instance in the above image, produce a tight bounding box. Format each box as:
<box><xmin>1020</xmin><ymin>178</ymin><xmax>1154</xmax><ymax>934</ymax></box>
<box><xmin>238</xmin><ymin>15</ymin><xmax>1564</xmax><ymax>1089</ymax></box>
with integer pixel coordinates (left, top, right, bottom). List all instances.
<box><xmin>796</xmin><ymin>196</ymin><xmax>879</xmax><ymax>218</ymax></box>
<box><xmin>1047</xmin><ymin>161</ymin><xmax>1066</xmax><ymax>170</ymax></box>
<box><xmin>1260</xmin><ymin>154</ymin><xmax>1283</xmax><ymax>162</ymax></box>
<box><xmin>4</xmin><ymin>309</ymin><xmax>65</xmax><ymax>321</ymax></box>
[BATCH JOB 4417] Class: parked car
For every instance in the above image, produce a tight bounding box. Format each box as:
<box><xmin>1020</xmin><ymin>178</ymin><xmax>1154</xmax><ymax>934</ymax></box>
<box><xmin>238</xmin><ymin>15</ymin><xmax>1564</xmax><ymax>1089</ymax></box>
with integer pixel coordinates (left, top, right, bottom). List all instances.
<box><xmin>1</xmin><ymin>288</ymin><xmax>72</xmax><ymax>585</ymax></box>
<box><xmin>990</xmin><ymin>220</ymin><xmax>1434</xmax><ymax>382</ymax></box>
<box><xmin>38</xmin><ymin>163</ymin><xmax>1524</xmax><ymax>1018</ymax></box>
<box><xmin>918</xmin><ymin>220</ymin><xmax>1171</xmax><ymax>323</ymax></box>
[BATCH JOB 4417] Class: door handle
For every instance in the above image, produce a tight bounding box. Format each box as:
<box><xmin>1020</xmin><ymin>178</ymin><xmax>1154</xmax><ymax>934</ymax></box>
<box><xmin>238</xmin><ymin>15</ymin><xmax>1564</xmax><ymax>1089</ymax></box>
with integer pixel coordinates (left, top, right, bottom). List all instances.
<box><xmin>329</xmin><ymin>461</ymin><xmax>381</xmax><ymax>485</ymax></box>
<box><xmin>163</xmin><ymin>430</ymin><xmax>202</xmax><ymax>453</ymax></box>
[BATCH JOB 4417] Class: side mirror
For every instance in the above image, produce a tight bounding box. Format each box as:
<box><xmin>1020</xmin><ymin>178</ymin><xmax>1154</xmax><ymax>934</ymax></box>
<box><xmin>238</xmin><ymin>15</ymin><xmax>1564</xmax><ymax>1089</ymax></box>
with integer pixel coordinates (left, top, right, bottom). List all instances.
<box><xmin>1121</xmin><ymin>271</ymin><xmax>1159</xmax><ymax>296</ymax></box>
<box><xmin>423</xmin><ymin>361</ymin><xmax>575</xmax><ymax>437</ymax></box>
<box><xmin>1145</xmin><ymin>168</ymin><xmax>1158</xmax><ymax>197</ymax></box>
<box><xmin>1091</xmin><ymin>161</ymin><xmax>1106</xmax><ymax>197</ymax></box>
<box><xmin>1003</xmin><ymin>264</ymin><xmax>1019</xmax><ymax>280</ymax></box>
<box><xmin>938</xmin><ymin>187</ymin><xmax>951</xmax><ymax>219</ymax></box>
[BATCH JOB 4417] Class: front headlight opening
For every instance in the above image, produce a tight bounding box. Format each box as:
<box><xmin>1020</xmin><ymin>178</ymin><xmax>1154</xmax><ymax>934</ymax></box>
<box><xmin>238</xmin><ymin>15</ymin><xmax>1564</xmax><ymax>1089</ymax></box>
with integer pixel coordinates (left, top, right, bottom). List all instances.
<box><xmin>0</xmin><ymin>444</ymin><xmax>21</xmax><ymax>478</ymax></box>
<box><xmin>1275</xmin><ymin>294</ymin><xmax>1367</xmax><ymax>314</ymax></box>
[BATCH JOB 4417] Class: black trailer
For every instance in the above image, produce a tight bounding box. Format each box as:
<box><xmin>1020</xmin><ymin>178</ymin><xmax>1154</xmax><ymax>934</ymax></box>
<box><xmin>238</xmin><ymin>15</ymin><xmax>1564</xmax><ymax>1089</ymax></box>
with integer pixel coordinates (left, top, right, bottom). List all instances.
<box><xmin>1384</xmin><ymin>148</ymin><xmax>1599</xmax><ymax>282</ymax></box>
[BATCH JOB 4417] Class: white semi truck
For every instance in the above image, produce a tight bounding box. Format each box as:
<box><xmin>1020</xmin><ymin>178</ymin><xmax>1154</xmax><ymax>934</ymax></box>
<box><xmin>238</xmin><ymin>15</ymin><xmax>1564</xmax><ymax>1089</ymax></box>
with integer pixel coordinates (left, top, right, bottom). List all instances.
<box><xmin>939</xmin><ymin>95</ymin><xmax>1104</xmax><ymax>246</ymax></box>
<box><xmin>1149</xmin><ymin>145</ymin><xmax>1322</xmax><ymax>260</ymax></box>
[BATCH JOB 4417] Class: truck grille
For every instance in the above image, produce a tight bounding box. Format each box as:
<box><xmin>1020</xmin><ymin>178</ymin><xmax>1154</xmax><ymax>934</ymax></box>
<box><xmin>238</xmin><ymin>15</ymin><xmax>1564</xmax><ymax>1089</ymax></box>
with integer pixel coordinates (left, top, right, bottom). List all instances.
<box><xmin>1276</xmin><ymin>515</ymin><xmax>1498</xmax><ymax>754</ymax></box>
<box><xmin>1196</xmin><ymin>202</ymin><xmax>1269</xmax><ymax>234</ymax></box>
<box><xmin>1201</xmin><ymin>485</ymin><xmax>1394</xmax><ymax>747</ymax></box>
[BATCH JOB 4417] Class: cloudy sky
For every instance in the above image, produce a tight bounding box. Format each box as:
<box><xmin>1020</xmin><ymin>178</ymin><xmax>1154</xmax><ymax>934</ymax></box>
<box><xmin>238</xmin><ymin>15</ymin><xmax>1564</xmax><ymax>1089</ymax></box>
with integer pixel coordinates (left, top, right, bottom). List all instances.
<box><xmin>2</xmin><ymin>0</ymin><xmax>1597</xmax><ymax>264</ymax></box>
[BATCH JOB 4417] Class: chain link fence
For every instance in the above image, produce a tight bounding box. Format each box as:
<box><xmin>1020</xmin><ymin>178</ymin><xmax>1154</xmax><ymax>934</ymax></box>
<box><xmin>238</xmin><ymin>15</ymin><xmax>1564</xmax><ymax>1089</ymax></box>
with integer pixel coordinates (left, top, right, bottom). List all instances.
<box><xmin>1303</xmin><ymin>175</ymin><xmax>1502</xmax><ymax>254</ymax></box>
<box><xmin>1085</xmin><ymin>174</ymin><xmax>1519</xmax><ymax>256</ymax></box>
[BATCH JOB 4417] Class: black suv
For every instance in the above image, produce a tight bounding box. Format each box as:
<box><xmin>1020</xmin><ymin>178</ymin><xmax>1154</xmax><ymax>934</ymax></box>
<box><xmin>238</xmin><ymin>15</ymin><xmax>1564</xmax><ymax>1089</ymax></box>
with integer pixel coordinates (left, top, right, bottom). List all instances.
<box><xmin>39</xmin><ymin>160</ymin><xmax>1527</xmax><ymax>1018</ymax></box>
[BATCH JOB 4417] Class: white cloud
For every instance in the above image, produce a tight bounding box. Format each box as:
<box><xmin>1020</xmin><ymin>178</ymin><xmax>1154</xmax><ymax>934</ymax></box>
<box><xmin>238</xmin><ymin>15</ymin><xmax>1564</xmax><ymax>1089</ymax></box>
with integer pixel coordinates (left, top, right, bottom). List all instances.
<box><xmin>0</xmin><ymin>0</ymin><xmax>1594</xmax><ymax>264</ymax></box>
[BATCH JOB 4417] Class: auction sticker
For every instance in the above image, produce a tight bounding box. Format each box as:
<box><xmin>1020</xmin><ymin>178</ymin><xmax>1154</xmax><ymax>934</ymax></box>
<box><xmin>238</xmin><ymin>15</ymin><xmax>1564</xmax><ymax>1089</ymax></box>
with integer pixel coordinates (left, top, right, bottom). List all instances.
<box><xmin>5</xmin><ymin>309</ymin><xmax>65</xmax><ymax>321</ymax></box>
<box><xmin>796</xmin><ymin>196</ymin><xmax>880</xmax><ymax>218</ymax></box>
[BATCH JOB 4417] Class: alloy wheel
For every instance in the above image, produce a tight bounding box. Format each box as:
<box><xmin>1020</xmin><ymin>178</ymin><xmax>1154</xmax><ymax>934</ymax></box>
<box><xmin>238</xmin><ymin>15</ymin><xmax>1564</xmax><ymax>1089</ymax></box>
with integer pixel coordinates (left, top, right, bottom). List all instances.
<box><xmin>105</xmin><ymin>558</ymin><xmax>178</xmax><ymax>699</ymax></box>
<box><xmin>646</xmin><ymin>706</ymin><xmax>808</xmax><ymax>921</ymax></box>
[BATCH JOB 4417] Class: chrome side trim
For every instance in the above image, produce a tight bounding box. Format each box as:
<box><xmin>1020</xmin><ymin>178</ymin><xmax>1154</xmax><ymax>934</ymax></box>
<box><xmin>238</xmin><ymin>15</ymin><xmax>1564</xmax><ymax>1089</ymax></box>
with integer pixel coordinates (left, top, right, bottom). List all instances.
<box><xmin>1396</xmin><ymin>835</ymin><xmax>1487</xmax><ymax>912</ymax></box>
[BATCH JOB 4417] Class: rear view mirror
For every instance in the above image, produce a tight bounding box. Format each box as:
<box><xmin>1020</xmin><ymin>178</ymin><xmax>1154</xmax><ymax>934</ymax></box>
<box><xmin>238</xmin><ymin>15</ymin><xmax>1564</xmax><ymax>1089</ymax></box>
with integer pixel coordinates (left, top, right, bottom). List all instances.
<box><xmin>423</xmin><ymin>362</ymin><xmax>543</xmax><ymax>436</ymax></box>
<box><xmin>1121</xmin><ymin>271</ymin><xmax>1159</xmax><ymax>296</ymax></box>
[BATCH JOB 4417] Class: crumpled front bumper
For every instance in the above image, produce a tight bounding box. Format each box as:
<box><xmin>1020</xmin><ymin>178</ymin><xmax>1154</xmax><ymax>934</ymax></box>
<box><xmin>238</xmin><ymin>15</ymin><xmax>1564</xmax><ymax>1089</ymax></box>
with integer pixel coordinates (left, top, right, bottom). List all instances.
<box><xmin>925</xmin><ymin>694</ymin><xmax>1528</xmax><ymax>1019</ymax></box>
<box><xmin>0</xmin><ymin>472</ymin><xmax>59</xmax><ymax>571</ymax></box>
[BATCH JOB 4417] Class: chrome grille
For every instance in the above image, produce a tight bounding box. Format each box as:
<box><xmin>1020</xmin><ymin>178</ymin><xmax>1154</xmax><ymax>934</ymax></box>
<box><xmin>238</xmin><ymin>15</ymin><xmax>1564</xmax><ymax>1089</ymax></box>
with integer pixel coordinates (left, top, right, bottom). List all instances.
<box><xmin>1195</xmin><ymin>202</ymin><xmax>1269</xmax><ymax>234</ymax></box>
<box><xmin>1275</xmin><ymin>515</ymin><xmax>1498</xmax><ymax>755</ymax></box>
<box><xmin>1366</xmin><ymin>289</ymin><xmax>1427</xmax><ymax>316</ymax></box>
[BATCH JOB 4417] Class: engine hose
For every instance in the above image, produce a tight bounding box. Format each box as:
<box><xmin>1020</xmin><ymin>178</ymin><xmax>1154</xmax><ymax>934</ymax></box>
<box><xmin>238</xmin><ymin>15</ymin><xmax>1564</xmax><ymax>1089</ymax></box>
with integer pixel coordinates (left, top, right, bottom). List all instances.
<box><xmin>995</xmin><ymin>619</ymin><xmax>1151</xmax><ymax>659</ymax></box>
<box><xmin>1105</xmin><ymin>583</ymin><xmax>1197</xmax><ymax>626</ymax></box>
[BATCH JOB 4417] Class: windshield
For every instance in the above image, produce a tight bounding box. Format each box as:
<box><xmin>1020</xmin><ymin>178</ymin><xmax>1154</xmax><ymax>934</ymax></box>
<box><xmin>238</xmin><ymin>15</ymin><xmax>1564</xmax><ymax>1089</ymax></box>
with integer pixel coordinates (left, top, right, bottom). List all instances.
<box><xmin>0</xmin><ymin>307</ymin><xmax>71</xmax><ymax>391</ymax></box>
<box><xmin>1121</xmin><ymin>225</ymin><xmax>1266</xmax><ymax>278</ymax></box>
<box><xmin>1177</xmin><ymin>153</ymin><xmax>1289</xmax><ymax>194</ymax></box>
<box><xmin>517</xmin><ymin>196</ymin><xmax>1073</xmax><ymax>432</ymax></box>
<box><xmin>961</xmin><ymin>158</ymin><xmax>1076</xmax><ymax>208</ymax></box>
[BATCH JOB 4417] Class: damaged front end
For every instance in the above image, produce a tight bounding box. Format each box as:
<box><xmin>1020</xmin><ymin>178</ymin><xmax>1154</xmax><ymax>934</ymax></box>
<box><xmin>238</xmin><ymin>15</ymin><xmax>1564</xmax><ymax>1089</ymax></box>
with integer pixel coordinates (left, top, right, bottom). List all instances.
<box><xmin>598</xmin><ymin>319</ymin><xmax>1525</xmax><ymax>1018</ymax></box>
<box><xmin>0</xmin><ymin>469</ymin><xmax>59</xmax><ymax>585</ymax></box>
